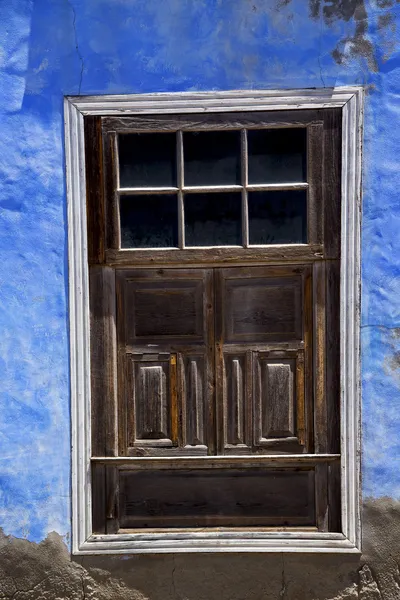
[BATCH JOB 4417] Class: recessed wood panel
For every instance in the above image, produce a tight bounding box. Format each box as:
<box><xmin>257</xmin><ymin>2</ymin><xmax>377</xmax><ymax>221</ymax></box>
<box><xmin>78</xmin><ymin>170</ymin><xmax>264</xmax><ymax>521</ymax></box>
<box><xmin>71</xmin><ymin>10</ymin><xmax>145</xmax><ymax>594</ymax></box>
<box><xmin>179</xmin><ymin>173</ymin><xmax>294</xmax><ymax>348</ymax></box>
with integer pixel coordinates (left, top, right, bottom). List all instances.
<box><xmin>119</xmin><ymin>468</ymin><xmax>315</xmax><ymax>528</ymax></box>
<box><xmin>223</xmin><ymin>353</ymin><xmax>251</xmax><ymax>452</ymax></box>
<box><xmin>127</xmin><ymin>355</ymin><xmax>173</xmax><ymax>449</ymax></box>
<box><xmin>219</xmin><ymin>269</ymin><xmax>303</xmax><ymax>343</ymax></box>
<box><xmin>252</xmin><ymin>352</ymin><xmax>306</xmax><ymax>453</ymax></box>
<box><xmin>125</xmin><ymin>352</ymin><xmax>211</xmax><ymax>456</ymax></box>
<box><xmin>136</xmin><ymin>363</ymin><xmax>169</xmax><ymax>440</ymax></box>
<box><xmin>133</xmin><ymin>285</ymin><xmax>201</xmax><ymax>339</ymax></box>
<box><xmin>257</xmin><ymin>358</ymin><xmax>295</xmax><ymax>439</ymax></box>
<box><xmin>181</xmin><ymin>354</ymin><xmax>208</xmax><ymax>449</ymax></box>
<box><xmin>228</xmin><ymin>282</ymin><xmax>300</xmax><ymax>340</ymax></box>
<box><xmin>117</xmin><ymin>269</ymin><xmax>210</xmax><ymax>345</ymax></box>
<box><xmin>225</xmin><ymin>356</ymin><xmax>245</xmax><ymax>444</ymax></box>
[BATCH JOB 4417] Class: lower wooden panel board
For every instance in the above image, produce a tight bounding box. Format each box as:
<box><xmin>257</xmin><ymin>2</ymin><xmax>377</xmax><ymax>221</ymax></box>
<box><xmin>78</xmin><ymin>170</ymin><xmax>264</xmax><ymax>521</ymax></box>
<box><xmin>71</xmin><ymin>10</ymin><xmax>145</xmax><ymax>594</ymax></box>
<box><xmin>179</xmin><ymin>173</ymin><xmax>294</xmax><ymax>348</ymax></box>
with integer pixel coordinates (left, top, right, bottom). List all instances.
<box><xmin>118</xmin><ymin>468</ymin><xmax>315</xmax><ymax>529</ymax></box>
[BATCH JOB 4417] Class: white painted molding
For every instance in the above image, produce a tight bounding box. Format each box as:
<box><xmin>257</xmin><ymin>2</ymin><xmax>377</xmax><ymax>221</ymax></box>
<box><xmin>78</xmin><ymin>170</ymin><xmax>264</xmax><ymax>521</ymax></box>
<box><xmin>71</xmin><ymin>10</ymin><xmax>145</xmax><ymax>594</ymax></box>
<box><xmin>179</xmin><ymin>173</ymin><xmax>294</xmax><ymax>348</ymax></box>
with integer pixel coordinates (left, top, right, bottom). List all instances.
<box><xmin>340</xmin><ymin>88</ymin><xmax>363</xmax><ymax>551</ymax></box>
<box><xmin>65</xmin><ymin>87</ymin><xmax>363</xmax><ymax>554</ymax></box>
<box><xmin>64</xmin><ymin>98</ymin><xmax>92</xmax><ymax>554</ymax></box>
<box><xmin>67</xmin><ymin>87</ymin><xmax>358</xmax><ymax>115</ymax></box>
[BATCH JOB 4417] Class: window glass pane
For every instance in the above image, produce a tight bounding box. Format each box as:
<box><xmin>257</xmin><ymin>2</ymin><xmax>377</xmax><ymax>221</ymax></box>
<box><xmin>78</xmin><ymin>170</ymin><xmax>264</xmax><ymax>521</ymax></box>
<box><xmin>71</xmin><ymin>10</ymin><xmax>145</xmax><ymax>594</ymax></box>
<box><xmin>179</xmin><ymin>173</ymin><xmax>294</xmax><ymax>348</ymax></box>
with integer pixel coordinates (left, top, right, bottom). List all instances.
<box><xmin>120</xmin><ymin>195</ymin><xmax>178</xmax><ymax>248</ymax></box>
<box><xmin>119</xmin><ymin>133</ymin><xmax>177</xmax><ymax>188</ymax></box>
<box><xmin>248</xmin><ymin>128</ymin><xmax>306</xmax><ymax>184</ymax></box>
<box><xmin>184</xmin><ymin>131</ymin><xmax>241</xmax><ymax>186</ymax></box>
<box><xmin>184</xmin><ymin>192</ymin><xmax>242</xmax><ymax>246</ymax></box>
<box><xmin>248</xmin><ymin>191</ymin><xmax>307</xmax><ymax>244</ymax></box>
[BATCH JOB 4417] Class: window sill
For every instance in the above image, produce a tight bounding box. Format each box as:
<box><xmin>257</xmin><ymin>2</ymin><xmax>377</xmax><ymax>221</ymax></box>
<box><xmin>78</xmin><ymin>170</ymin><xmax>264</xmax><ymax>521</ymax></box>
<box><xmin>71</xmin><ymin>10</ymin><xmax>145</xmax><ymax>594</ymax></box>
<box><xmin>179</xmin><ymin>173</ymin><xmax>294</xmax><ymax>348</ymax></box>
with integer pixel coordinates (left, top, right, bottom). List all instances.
<box><xmin>75</xmin><ymin>532</ymin><xmax>361</xmax><ymax>554</ymax></box>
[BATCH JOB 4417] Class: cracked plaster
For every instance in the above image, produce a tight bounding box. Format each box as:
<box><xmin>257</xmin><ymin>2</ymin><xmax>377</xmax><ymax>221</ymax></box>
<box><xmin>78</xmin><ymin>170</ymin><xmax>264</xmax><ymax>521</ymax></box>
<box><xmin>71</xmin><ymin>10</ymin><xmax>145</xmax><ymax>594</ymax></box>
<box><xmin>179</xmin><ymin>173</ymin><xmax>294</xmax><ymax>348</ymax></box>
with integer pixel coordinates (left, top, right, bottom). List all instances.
<box><xmin>1</xmin><ymin>499</ymin><xmax>400</xmax><ymax>600</ymax></box>
<box><xmin>65</xmin><ymin>0</ymin><xmax>84</xmax><ymax>94</ymax></box>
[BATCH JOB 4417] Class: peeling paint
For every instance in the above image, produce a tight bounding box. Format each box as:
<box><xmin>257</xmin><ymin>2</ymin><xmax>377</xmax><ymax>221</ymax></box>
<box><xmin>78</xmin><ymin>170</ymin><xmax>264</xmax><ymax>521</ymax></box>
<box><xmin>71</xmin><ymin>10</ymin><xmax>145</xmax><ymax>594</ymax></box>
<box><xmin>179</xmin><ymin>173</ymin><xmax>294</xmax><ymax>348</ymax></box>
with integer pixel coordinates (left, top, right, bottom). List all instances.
<box><xmin>310</xmin><ymin>0</ymin><xmax>376</xmax><ymax>69</ymax></box>
<box><xmin>376</xmin><ymin>0</ymin><xmax>397</xmax><ymax>9</ymax></box>
<box><xmin>378</xmin><ymin>12</ymin><xmax>395</xmax><ymax>29</ymax></box>
<box><xmin>387</xmin><ymin>350</ymin><xmax>400</xmax><ymax>372</ymax></box>
<box><xmin>383</xmin><ymin>327</ymin><xmax>400</xmax><ymax>381</ymax></box>
<box><xmin>282</xmin><ymin>0</ymin><xmax>400</xmax><ymax>68</ymax></box>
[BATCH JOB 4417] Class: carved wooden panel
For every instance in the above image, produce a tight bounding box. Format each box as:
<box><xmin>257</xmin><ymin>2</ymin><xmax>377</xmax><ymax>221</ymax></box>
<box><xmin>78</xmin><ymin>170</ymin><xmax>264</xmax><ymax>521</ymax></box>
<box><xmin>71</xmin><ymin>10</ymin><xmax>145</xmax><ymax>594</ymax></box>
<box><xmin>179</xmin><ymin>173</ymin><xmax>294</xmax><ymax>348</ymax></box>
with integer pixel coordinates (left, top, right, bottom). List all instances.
<box><xmin>261</xmin><ymin>360</ymin><xmax>295</xmax><ymax>437</ymax></box>
<box><xmin>225</xmin><ymin>355</ymin><xmax>245</xmax><ymax>444</ymax></box>
<box><xmin>260</xmin><ymin>359</ymin><xmax>295</xmax><ymax>438</ymax></box>
<box><xmin>124</xmin><ymin>352</ymin><xmax>210</xmax><ymax>456</ymax></box>
<box><xmin>135</xmin><ymin>362</ymin><xmax>169</xmax><ymax>440</ymax></box>
<box><xmin>253</xmin><ymin>351</ymin><xmax>306</xmax><ymax>452</ymax></box>
<box><xmin>181</xmin><ymin>354</ymin><xmax>208</xmax><ymax>451</ymax></box>
<box><xmin>222</xmin><ymin>353</ymin><xmax>252</xmax><ymax>452</ymax></box>
<box><xmin>126</xmin><ymin>354</ymin><xmax>173</xmax><ymax>451</ymax></box>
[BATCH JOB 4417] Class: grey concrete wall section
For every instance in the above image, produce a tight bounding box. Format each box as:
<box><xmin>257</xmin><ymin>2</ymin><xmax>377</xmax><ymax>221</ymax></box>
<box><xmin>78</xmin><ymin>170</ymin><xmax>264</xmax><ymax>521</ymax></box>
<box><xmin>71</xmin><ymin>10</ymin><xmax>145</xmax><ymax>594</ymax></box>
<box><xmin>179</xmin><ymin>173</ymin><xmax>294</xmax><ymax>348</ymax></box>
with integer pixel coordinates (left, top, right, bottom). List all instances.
<box><xmin>0</xmin><ymin>499</ymin><xmax>399</xmax><ymax>600</ymax></box>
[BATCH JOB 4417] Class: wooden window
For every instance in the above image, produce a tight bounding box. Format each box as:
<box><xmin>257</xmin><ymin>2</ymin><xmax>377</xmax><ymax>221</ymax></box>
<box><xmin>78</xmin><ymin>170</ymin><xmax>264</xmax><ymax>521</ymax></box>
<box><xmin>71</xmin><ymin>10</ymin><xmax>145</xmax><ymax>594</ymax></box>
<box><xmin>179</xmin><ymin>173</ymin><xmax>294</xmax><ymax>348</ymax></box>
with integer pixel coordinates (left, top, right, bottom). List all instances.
<box><xmin>87</xmin><ymin>108</ymin><xmax>341</xmax><ymax>535</ymax></box>
<box><xmin>66</xmin><ymin>88</ymin><xmax>362</xmax><ymax>553</ymax></box>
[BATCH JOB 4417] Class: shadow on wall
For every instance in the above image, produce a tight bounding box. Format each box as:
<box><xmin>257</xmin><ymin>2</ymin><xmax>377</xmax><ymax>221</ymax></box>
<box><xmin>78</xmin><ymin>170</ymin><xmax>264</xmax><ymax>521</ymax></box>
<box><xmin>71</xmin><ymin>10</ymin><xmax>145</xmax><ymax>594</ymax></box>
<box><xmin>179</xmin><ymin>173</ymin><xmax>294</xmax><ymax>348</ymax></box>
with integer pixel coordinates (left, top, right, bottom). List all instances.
<box><xmin>0</xmin><ymin>498</ymin><xmax>400</xmax><ymax>600</ymax></box>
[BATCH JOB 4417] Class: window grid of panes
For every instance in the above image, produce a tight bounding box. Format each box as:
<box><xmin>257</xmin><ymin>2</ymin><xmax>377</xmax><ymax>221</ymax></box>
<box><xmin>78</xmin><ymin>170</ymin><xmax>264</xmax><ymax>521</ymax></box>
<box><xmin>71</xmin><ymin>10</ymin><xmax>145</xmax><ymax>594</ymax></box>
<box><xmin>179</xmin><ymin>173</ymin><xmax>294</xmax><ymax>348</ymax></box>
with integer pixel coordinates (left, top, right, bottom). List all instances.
<box><xmin>117</xmin><ymin>128</ymin><xmax>308</xmax><ymax>249</ymax></box>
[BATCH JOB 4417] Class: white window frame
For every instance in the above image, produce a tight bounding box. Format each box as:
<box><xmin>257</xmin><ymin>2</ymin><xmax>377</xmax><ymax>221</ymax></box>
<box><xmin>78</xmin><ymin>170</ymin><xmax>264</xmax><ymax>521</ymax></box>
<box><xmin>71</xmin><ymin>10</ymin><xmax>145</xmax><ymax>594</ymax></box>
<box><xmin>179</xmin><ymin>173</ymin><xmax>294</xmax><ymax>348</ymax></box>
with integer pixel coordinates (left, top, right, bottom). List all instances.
<box><xmin>65</xmin><ymin>87</ymin><xmax>363</xmax><ymax>555</ymax></box>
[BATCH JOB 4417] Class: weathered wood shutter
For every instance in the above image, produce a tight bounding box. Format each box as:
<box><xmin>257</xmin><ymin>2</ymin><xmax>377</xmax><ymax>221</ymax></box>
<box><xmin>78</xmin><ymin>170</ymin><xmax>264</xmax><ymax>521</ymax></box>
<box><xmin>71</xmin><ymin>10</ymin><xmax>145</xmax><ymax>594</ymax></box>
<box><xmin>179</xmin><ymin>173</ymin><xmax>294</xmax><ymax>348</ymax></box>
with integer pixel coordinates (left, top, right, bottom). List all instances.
<box><xmin>116</xmin><ymin>268</ymin><xmax>214</xmax><ymax>456</ymax></box>
<box><xmin>216</xmin><ymin>266</ymin><xmax>311</xmax><ymax>455</ymax></box>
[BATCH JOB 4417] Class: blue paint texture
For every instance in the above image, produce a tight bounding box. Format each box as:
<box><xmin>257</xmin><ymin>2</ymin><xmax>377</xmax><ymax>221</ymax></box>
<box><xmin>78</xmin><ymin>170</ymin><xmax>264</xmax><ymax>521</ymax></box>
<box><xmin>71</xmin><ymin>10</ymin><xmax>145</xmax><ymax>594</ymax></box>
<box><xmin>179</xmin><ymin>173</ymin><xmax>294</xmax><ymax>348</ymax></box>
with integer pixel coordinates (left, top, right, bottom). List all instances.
<box><xmin>0</xmin><ymin>0</ymin><xmax>400</xmax><ymax>543</ymax></box>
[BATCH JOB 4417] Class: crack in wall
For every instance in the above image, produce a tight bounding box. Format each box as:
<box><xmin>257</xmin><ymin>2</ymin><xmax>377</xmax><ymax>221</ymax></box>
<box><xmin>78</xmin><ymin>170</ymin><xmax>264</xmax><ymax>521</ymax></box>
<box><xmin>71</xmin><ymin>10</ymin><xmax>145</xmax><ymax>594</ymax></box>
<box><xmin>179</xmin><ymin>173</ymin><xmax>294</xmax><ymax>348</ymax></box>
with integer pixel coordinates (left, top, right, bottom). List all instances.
<box><xmin>170</xmin><ymin>555</ymin><xmax>178</xmax><ymax>600</ymax></box>
<box><xmin>361</xmin><ymin>325</ymin><xmax>400</xmax><ymax>332</ymax></box>
<box><xmin>65</xmin><ymin>0</ymin><xmax>84</xmax><ymax>94</ymax></box>
<box><xmin>81</xmin><ymin>573</ymin><xmax>86</xmax><ymax>600</ymax></box>
<box><xmin>279</xmin><ymin>554</ymin><xmax>286</xmax><ymax>599</ymax></box>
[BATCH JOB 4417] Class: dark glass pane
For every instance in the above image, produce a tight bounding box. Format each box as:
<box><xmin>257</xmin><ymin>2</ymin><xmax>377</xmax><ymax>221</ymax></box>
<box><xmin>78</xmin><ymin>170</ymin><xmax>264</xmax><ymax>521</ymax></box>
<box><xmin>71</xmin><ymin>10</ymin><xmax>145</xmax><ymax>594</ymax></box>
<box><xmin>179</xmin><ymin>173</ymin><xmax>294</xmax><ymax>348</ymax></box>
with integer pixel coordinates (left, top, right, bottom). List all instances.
<box><xmin>119</xmin><ymin>133</ymin><xmax>177</xmax><ymax>188</ymax></box>
<box><xmin>184</xmin><ymin>131</ymin><xmax>241</xmax><ymax>186</ymax></box>
<box><xmin>120</xmin><ymin>195</ymin><xmax>178</xmax><ymax>248</ymax></box>
<box><xmin>248</xmin><ymin>128</ymin><xmax>306</xmax><ymax>184</ymax></box>
<box><xmin>185</xmin><ymin>193</ymin><xmax>241</xmax><ymax>246</ymax></box>
<box><xmin>248</xmin><ymin>191</ymin><xmax>307</xmax><ymax>244</ymax></box>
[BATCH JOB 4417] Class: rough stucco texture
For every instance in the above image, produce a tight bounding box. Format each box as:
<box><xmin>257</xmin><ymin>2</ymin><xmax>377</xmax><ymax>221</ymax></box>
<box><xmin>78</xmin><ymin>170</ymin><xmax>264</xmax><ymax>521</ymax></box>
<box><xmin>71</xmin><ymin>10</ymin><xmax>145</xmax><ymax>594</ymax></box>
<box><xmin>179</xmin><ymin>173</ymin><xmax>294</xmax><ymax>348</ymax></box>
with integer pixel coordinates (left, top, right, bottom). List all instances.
<box><xmin>1</xmin><ymin>499</ymin><xmax>400</xmax><ymax>600</ymax></box>
<box><xmin>1</xmin><ymin>0</ymin><xmax>400</xmax><ymax>598</ymax></box>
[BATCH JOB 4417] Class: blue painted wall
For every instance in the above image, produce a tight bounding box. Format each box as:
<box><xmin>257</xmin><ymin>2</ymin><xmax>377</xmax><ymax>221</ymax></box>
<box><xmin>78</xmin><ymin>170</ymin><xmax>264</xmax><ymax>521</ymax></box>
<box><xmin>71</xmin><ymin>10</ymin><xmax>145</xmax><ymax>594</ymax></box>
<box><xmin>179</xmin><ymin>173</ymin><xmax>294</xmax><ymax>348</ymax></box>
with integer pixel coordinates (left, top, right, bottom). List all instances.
<box><xmin>1</xmin><ymin>0</ymin><xmax>399</xmax><ymax>543</ymax></box>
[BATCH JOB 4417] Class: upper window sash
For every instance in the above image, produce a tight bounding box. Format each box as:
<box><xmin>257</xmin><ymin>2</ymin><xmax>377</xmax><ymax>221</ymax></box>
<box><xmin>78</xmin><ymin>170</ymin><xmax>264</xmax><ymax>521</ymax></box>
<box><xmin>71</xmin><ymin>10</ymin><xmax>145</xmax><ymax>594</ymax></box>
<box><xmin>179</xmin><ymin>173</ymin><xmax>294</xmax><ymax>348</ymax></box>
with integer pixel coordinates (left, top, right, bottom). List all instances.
<box><xmin>84</xmin><ymin>109</ymin><xmax>339</xmax><ymax>266</ymax></box>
